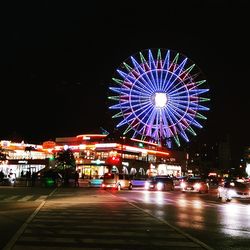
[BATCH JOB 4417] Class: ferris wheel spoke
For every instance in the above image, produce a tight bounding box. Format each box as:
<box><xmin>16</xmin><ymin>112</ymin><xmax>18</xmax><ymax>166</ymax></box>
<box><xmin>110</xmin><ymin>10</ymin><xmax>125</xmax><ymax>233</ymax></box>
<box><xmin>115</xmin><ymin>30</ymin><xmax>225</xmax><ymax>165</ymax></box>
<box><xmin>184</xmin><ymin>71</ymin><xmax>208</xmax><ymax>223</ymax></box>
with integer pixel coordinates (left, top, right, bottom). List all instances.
<box><xmin>109</xmin><ymin>101</ymin><xmax>132</xmax><ymax>110</ymax></box>
<box><xmin>139</xmin><ymin>51</ymin><xmax>151</xmax><ymax>72</ymax></box>
<box><xmin>172</xmin><ymin>57</ymin><xmax>188</xmax><ymax>79</ymax></box>
<box><xmin>161</xmin><ymin>111</ymin><xmax>173</xmax><ymax>138</ymax></box>
<box><xmin>168</xmin><ymin>100</ymin><xmax>188</xmax><ymax>114</ymax></box>
<box><xmin>132</xmin><ymin>104</ymin><xmax>154</xmax><ymax>124</ymax></box>
<box><xmin>165</xmin><ymin>106</ymin><xmax>182</xmax><ymax>129</ymax></box>
<box><xmin>129</xmin><ymin>86</ymin><xmax>152</xmax><ymax>97</ymax></box>
<box><xmin>167</xmin><ymin>80</ymin><xmax>191</xmax><ymax>96</ymax></box>
<box><xmin>167</xmin><ymin>109</ymin><xmax>190</xmax><ymax>141</ymax></box>
<box><xmin>189</xmin><ymin>88</ymin><xmax>209</xmax><ymax>96</ymax></box>
<box><xmin>164</xmin><ymin>64</ymin><xmax>192</xmax><ymax>92</ymax></box>
<box><xmin>139</xmin><ymin>106</ymin><xmax>158</xmax><ymax>137</ymax></box>
<box><xmin>161</xmin><ymin>54</ymin><xmax>182</xmax><ymax>91</ymax></box>
<box><xmin>146</xmin><ymin>109</ymin><xmax>159</xmax><ymax>137</ymax></box>
<box><xmin>160</xmin><ymin>50</ymin><xmax>171</xmax><ymax>89</ymax></box>
<box><xmin>189</xmin><ymin>80</ymin><xmax>207</xmax><ymax>89</ymax></box>
<box><xmin>148</xmin><ymin>49</ymin><xmax>157</xmax><ymax>70</ymax></box>
<box><xmin>167</xmin><ymin>104</ymin><xmax>186</xmax><ymax>122</ymax></box>
<box><xmin>129</xmin><ymin>57</ymin><xmax>157</xmax><ymax>94</ymax></box>
<box><xmin>117</xmin><ymin>69</ymin><xmax>137</xmax><ymax>83</ymax></box>
<box><xmin>134</xmin><ymin>76</ymin><xmax>156</xmax><ymax>94</ymax></box>
<box><xmin>130</xmin><ymin>56</ymin><xmax>146</xmax><ymax>74</ymax></box>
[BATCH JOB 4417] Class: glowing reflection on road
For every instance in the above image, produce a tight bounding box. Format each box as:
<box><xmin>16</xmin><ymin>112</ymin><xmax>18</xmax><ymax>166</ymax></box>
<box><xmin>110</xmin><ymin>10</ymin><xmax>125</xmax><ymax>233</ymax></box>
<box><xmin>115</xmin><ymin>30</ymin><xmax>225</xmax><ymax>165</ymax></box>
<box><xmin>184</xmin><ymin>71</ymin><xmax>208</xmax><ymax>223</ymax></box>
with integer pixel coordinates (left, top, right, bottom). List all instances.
<box><xmin>142</xmin><ymin>190</ymin><xmax>151</xmax><ymax>203</ymax></box>
<box><xmin>177</xmin><ymin>198</ymin><xmax>187</xmax><ymax>208</ymax></box>
<box><xmin>142</xmin><ymin>191</ymin><xmax>165</xmax><ymax>205</ymax></box>
<box><xmin>192</xmin><ymin>200</ymin><xmax>202</xmax><ymax>209</ymax></box>
<box><xmin>176</xmin><ymin>197</ymin><xmax>205</xmax><ymax>230</ymax></box>
<box><xmin>156</xmin><ymin>191</ymin><xmax>164</xmax><ymax>205</ymax></box>
<box><xmin>220</xmin><ymin>203</ymin><xmax>250</xmax><ymax>237</ymax></box>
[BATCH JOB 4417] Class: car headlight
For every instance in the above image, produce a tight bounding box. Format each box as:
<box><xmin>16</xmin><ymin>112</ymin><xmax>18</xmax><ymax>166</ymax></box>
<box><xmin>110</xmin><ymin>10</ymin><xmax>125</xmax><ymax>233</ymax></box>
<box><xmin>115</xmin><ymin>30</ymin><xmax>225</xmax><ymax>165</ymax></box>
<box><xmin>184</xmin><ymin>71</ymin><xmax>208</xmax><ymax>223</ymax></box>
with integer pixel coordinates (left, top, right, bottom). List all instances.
<box><xmin>228</xmin><ymin>189</ymin><xmax>237</xmax><ymax>196</ymax></box>
<box><xmin>180</xmin><ymin>182</ymin><xmax>186</xmax><ymax>188</ymax></box>
<box><xmin>145</xmin><ymin>182</ymin><xmax>150</xmax><ymax>189</ymax></box>
<box><xmin>157</xmin><ymin>182</ymin><xmax>163</xmax><ymax>190</ymax></box>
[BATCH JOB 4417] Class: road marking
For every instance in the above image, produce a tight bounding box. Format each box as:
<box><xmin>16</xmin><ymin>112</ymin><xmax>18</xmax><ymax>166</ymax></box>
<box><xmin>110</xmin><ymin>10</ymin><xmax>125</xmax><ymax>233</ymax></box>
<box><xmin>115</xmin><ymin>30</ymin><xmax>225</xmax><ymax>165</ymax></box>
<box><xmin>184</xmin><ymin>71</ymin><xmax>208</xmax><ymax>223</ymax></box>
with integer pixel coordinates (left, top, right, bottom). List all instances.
<box><xmin>2</xmin><ymin>201</ymin><xmax>46</xmax><ymax>250</ymax></box>
<box><xmin>34</xmin><ymin>195</ymin><xmax>47</xmax><ymax>201</ymax></box>
<box><xmin>3</xmin><ymin>195</ymin><xmax>19</xmax><ymax>201</ymax></box>
<box><xmin>129</xmin><ymin>202</ymin><xmax>214</xmax><ymax>250</ymax></box>
<box><xmin>2</xmin><ymin>188</ymin><xmax>57</xmax><ymax>250</ymax></box>
<box><xmin>18</xmin><ymin>195</ymin><xmax>33</xmax><ymax>201</ymax></box>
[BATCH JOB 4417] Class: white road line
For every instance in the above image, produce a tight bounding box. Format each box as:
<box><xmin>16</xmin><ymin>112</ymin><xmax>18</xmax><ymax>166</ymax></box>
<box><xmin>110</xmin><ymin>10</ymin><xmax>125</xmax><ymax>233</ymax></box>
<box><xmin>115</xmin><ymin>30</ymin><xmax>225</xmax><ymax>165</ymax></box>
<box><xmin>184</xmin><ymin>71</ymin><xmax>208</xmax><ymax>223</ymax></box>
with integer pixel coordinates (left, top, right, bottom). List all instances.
<box><xmin>18</xmin><ymin>195</ymin><xmax>33</xmax><ymax>202</ymax></box>
<box><xmin>35</xmin><ymin>195</ymin><xmax>47</xmax><ymax>201</ymax></box>
<box><xmin>3</xmin><ymin>195</ymin><xmax>19</xmax><ymax>201</ymax></box>
<box><xmin>3</xmin><ymin>188</ymin><xmax>57</xmax><ymax>250</ymax></box>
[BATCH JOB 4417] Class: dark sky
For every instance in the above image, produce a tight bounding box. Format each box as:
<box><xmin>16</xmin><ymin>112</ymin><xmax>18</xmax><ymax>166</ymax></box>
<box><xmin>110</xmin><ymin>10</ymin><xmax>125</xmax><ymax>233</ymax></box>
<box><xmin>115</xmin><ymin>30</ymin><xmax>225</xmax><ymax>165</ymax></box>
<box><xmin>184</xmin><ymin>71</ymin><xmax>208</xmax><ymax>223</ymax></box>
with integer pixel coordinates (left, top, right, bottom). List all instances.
<box><xmin>1</xmin><ymin>1</ymin><xmax>249</xmax><ymax>164</ymax></box>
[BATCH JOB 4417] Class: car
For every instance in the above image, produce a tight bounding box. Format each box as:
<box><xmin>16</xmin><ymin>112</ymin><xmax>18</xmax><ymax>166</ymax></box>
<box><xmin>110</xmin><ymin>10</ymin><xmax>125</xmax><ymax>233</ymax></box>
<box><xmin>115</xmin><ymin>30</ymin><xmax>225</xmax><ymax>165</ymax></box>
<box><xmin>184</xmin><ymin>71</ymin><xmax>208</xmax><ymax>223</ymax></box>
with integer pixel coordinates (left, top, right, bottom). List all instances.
<box><xmin>131</xmin><ymin>176</ymin><xmax>147</xmax><ymax>187</ymax></box>
<box><xmin>144</xmin><ymin>176</ymin><xmax>174</xmax><ymax>191</ymax></box>
<box><xmin>173</xmin><ymin>176</ymin><xmax>188</xmax><ymax>187</ymax></box>
<box><xmin>0</xmin><ymin>176</ymin><xmax>14</xmax><ymax>186</ymax></box>
<box><xmin>181</xmin><ymin>177</ymin><xmax>209</xmax><ymax>193</ymax></box>
<box><xmin>101</xmin><ymin>173</ymin><xmax>132</xmax><ymax>190</ymax></box>
<box><xmin>88</xmin><ymin>176</ymin><xmax>103</xmax><ymax>187</ymax></box>
<box><xmin>217</xmin><ymin>180</ymin><xmax>250</xmax><ymax>202</ymax></box>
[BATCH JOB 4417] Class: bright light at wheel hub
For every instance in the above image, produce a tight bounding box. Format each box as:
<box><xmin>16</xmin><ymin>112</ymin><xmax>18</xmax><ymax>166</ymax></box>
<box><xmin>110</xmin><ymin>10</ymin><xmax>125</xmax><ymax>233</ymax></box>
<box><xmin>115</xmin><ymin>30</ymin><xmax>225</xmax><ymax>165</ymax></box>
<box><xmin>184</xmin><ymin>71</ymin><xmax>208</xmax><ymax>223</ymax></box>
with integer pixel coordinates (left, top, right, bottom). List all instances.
<box><xmin>154</xmin><ymin>92</ymin><xmax>167</xmax><ymax>108</ymax></box>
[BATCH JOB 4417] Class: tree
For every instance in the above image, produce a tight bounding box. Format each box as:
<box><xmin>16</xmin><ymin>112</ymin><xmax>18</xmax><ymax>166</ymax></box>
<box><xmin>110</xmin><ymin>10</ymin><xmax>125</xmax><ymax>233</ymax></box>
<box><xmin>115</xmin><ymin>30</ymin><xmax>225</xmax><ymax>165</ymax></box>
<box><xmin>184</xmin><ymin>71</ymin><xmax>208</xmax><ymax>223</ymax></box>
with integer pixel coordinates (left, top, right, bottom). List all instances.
<box><xmin>55</xmin><ymin>148</ymin><xmax>76</xmax><ymax>186</ymax></box>
<box><xmin>55</xmin><ymin>148</ymin><xmax>76</xmax><ymax>171</ymax></box>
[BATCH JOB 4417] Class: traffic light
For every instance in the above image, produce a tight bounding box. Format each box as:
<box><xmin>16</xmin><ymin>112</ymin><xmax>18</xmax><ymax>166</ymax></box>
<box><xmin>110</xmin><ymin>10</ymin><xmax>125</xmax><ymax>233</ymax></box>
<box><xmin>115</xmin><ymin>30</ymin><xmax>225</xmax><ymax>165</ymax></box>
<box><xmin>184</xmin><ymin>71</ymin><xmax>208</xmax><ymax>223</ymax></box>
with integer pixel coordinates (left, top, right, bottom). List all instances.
<box><xmin>49</xmin><ymin>155</ymin><xmax>55</xmax><ymax>161</ymax></box>
<box><xmin>107</xmin><ymin>156</ymin><xmax>120</xmax><ymax>165</ymax></box>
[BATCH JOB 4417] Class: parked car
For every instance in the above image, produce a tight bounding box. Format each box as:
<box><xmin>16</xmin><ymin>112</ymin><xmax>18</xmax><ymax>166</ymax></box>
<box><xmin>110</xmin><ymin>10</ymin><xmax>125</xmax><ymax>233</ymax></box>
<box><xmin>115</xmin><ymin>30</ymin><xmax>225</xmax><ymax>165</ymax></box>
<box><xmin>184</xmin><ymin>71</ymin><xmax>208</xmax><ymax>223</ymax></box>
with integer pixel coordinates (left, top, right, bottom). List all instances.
<box><xmin>217</xmin><ymin>180</ymin><xmax>250</xmax><ymax>202</ymax></box>
<box><xmin>0</xmin><ymin>176</ymin><xmax>14</xmax><ymax>186</ymax></box>
<box><xmin>101</xmin><ymin>173</ymin><xmax>132</xmax><ymax>190</ymax></box>
<box><xmin>181</xmin><ymin>177</ymin><xmax>209</xmax><ymax>193</ymax></box>
<box><xmin>144</xmin><ymin>175</ymin><xmax>174</xmax><ymax>191</ymax></box>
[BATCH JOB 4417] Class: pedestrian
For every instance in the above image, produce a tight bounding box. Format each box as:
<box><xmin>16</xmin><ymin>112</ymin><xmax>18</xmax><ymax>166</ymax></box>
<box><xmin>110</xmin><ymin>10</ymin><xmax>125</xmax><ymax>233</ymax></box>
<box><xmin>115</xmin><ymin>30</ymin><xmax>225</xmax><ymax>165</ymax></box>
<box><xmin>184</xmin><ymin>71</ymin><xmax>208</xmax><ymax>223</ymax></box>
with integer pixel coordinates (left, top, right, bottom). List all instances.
<box><xmin>26</xmin><ymin>170</ymin><xmax>31</xmax><ymax>187</ymax></box>
<box><xmin>74</xmin><ymin>171</ymin><xmax>79</xmax><ymax>187</ymax></box>
<box><xmin>0</xmin><ymin>170</ymin><xmax>4</xmax><ymax>182</ymax></box>
<box><xmin>31</xmin><ymin>172</ymin><xmax>37</xmax><ymax>187</ymax></box>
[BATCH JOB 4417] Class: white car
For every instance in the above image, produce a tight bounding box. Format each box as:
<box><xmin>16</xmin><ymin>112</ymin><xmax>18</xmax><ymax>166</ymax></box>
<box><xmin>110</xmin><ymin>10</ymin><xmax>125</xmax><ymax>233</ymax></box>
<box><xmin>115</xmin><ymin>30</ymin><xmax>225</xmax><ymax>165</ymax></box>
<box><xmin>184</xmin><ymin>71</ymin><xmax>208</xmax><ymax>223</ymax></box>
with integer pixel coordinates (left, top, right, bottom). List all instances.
<box><xmin>217</xmin><ymin>180</ymin><xmax>250</xmax><ymax>202</ymax></box>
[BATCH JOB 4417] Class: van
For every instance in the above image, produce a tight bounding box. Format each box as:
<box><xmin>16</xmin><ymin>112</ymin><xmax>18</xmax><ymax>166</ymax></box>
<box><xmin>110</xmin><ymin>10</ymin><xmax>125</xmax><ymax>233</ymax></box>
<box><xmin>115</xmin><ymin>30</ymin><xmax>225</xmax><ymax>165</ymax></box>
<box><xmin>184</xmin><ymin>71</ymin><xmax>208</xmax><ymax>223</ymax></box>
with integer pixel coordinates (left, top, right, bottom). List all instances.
<box><xmin>102</xmin><ymin>173</ymin><xmax>132</xmax><ymax>190</ymax></box>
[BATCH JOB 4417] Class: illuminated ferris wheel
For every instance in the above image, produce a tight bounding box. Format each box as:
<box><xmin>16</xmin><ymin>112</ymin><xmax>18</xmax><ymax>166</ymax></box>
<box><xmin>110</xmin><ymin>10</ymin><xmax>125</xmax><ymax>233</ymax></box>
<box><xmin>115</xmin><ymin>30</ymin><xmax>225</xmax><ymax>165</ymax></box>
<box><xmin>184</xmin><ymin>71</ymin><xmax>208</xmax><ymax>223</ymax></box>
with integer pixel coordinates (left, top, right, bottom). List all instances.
<box><xmin>108</xmin><ymin>48</ymin><xmax>210</xmax><ymax>148</ymax></box>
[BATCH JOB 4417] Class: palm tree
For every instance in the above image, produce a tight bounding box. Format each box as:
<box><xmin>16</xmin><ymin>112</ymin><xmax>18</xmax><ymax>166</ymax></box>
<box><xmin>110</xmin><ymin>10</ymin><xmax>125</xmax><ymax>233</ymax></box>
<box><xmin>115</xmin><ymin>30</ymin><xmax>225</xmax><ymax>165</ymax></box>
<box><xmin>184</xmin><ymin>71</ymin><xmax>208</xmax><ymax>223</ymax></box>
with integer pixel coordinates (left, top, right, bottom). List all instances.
<box><xmin>55</xmin><ymin>148</ymin><xmax>76</xmax><ymax>185</ymax></box>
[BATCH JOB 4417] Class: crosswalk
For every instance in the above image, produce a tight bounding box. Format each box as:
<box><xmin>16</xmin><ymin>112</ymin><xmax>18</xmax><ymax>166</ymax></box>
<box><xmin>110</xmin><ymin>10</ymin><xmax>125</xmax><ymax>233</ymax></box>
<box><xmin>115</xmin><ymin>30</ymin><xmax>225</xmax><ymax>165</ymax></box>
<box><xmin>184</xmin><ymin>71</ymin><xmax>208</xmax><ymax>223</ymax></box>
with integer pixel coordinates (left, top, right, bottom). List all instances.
<box><xmin>9</xmin><ymin>201</ymin><xmax>209</xmax><ymax>250</ymax></box>
<box><xmin>0</xmin><ymin>194</ymin><xmax>48</xmax><ymax>202</ymax></box>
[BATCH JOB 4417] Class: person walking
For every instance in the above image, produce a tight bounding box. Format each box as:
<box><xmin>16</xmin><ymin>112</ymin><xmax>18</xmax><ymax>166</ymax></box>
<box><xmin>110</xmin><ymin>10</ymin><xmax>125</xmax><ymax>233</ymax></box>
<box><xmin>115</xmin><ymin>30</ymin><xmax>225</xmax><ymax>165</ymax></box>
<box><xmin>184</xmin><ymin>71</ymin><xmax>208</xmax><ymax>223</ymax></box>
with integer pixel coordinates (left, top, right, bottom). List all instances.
<box><xmin>74</xmin><ymin>171</ymin><xmax>79</xmax><ymax>187</ymax></box>
<box><xmin>26</xmin><ymin>170</ymin><xmax>31</xmax><ymax>187</ymax></box>
<box><xmin>0</xmin><ymin>170</ymin><xmax>4</xmax><ymax>183</ymax></box>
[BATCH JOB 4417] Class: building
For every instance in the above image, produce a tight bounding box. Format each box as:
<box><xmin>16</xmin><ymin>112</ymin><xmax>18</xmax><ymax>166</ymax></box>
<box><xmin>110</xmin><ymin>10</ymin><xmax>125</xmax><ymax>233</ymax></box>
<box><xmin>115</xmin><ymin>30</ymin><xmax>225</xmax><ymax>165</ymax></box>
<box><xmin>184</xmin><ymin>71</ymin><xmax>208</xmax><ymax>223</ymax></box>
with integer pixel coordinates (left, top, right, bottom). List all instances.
<box><xmin>0</xmin><ymin>134</ymin><xmax>187</xmax><ymax>180</ymax></box>
<box><xmin>54</xmin><ymin>134</ymin><xmax>185</xmax><ymax>178</ymax></box>
<box><xmin>0</xmin><ymin>140</ymin><xmax>53</xmax><ymax>178</ymax></box>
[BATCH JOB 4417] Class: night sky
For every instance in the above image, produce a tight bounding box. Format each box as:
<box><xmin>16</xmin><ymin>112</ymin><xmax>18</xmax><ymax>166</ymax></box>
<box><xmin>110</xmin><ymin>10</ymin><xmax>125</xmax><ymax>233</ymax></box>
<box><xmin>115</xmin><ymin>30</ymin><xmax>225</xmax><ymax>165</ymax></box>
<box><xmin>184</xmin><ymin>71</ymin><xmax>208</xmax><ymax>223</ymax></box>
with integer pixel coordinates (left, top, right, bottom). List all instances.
<box><xmin>1</xmin><ymin>1</ymin><xmax>249</xmax><ymax>165</ymax></box>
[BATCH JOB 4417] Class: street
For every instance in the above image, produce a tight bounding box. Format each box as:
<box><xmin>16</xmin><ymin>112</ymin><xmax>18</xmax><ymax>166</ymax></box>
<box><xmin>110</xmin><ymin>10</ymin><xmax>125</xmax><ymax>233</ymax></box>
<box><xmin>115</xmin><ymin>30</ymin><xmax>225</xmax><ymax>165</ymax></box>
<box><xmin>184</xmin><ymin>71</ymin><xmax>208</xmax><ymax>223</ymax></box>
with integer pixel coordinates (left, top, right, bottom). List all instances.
<box><xmin>0</xmin><ymin>185</ymin><xmax>249</xmax><ymax>249</ymax></box>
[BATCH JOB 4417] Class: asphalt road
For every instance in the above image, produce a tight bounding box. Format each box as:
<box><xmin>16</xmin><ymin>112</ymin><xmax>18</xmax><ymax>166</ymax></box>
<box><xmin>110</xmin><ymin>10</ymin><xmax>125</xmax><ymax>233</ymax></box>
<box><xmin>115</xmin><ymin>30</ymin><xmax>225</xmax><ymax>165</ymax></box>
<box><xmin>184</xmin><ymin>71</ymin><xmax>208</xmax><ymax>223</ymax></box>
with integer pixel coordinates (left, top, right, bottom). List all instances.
<box><xmin>0</xmin><ymin>185</ymin><xmax>249</xmax><ymax>249</ymax></box>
